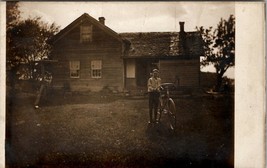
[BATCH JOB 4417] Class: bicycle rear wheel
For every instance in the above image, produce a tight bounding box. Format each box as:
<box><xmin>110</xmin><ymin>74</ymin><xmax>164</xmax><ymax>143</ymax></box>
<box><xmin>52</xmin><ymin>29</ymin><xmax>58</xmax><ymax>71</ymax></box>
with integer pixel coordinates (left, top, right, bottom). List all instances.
<box><xmin>167</xmin><ymin>98</ymin><xmax>176</xmax><ymax>131</ymax></box>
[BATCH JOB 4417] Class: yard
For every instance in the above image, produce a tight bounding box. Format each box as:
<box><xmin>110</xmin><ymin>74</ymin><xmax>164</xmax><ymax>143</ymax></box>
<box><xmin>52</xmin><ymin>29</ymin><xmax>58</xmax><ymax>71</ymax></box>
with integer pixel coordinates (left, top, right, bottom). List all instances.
<box><xmin>6</xmin><ymin>91</ymin><xmax>234</xmax><ymax>168</ymax></box>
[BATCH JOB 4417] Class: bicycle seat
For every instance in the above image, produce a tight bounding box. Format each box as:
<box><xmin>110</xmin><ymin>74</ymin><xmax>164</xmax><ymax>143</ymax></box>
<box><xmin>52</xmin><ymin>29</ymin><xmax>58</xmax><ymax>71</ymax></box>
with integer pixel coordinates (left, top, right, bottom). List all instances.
<box><xmin>160</xmin><ymin>83</ymin><xmax>176</xmax><ymax>91</ymax></box>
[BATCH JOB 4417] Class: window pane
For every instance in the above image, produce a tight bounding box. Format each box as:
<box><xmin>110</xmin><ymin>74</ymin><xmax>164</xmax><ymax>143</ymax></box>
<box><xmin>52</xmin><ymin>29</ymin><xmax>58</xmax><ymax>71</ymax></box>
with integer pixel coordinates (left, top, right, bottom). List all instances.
<box><xmin>80</xmin><ymin>25</ymin><xmax>92</xmax><ymax>43</ymax></box>
<box><xmin>91</xmin><ymin>60</ymin><xmax>102</xmax><ymax>69</ymax></box>
<box><xmin>70</xmin><ymin>70</ymin><xmax>79</xmax><ymax>78</ymax></box>
<box><xmin>91</xmin><ymin>60</ymin><xmax>102</xmax><ymax>78</ymax></box>
<box><xmin>70</xmin><ymin>61</ymin><xmax>80</xmax><ymax>78</ymax></box>
<box><xmin>70</xmin><ymin>61</ymin><xmax>80</xmax><ymax>70</ymax></box>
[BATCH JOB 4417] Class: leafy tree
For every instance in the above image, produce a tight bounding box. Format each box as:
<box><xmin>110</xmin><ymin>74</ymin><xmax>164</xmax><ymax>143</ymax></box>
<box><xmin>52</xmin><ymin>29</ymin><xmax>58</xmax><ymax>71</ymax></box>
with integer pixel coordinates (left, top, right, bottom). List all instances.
<box><xmin>6</xmin><ymin>1</ymin><xmax>21</xmax><ymax>92</ymax></box>
<box><xmin>197</xmin><ymin>15</ymin><xmax>235</xmax><ymax>91</ymax></box>
<box><xmin>7</xmin><ymin>17</ymin><xmax>59</xmax><ymax>80</ymax></box>
<box><xmin>7</xmin><ymin>2</ymin><xmax>59</xmax><ymax>94</ymax></box>
<box><xmin>6</xmin><ymin>1</ymin><xmax>20</xmax><ymax>30</ymax></box>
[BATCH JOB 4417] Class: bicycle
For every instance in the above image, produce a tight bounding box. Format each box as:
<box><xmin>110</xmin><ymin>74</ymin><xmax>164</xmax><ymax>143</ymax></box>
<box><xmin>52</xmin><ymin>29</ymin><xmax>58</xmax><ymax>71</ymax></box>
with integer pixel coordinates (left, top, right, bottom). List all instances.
<box><xmin>157</xmin><ymin>83</ymin><xmax>177</xmax><ymax>131</ymax></box>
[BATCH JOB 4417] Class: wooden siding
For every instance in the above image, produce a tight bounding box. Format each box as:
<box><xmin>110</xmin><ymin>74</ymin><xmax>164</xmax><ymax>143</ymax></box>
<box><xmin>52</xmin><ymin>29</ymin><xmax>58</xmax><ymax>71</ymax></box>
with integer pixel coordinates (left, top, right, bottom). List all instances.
<box><xmin>51</xmin><ymin>20</ymin><xmax>124</xmax><ymax>92</ymax></box>
<box><xmin>159</xmin><ymin>59</ymin><xmax>200</xmax><ymax>88</ymax></box>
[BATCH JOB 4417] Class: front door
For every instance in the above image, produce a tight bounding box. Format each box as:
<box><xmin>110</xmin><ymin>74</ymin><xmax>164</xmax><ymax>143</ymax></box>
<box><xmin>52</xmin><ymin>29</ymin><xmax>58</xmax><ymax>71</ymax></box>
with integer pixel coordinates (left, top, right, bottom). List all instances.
<box><xmin>136</xmin><ymin>60</ymin><xmax>148</xmax><ymax>87</ymax></box>
<box><xmin>136</xmin><ymin>59</ymin><xmax>159</xmax><ymax>87</ymax></box>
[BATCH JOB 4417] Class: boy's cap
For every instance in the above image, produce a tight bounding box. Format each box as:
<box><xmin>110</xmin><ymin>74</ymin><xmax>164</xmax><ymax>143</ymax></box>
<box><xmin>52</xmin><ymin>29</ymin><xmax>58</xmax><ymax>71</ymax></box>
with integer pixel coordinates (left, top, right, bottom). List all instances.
<box><xmin>153</xmin><ymin>69</ymin><xmax>159</xmax><ymax>73</ymax></box>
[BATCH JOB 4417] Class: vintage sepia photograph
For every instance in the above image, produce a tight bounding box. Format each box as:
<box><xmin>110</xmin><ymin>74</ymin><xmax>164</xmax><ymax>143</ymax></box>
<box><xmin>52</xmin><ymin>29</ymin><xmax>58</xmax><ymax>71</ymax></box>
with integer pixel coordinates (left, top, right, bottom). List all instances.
<box><xmin>5</xmin><ymin>1</ymin><xmax>239</xmax><ymax>167</ymax></box>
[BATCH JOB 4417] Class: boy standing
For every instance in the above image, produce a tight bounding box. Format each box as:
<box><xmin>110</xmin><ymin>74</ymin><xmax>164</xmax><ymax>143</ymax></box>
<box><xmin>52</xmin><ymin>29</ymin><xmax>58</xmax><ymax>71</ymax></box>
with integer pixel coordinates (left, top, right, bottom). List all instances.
<box><xmin>147</xmin><ymin>69</ymin><xmax>161</xmax><ymax>124</ymax></box>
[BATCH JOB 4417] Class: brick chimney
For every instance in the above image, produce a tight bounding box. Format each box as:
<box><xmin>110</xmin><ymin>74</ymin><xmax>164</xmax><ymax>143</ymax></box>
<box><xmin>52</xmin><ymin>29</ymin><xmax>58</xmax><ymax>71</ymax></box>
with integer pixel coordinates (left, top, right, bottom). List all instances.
<box><xmin>179</xmin><ymin>22</ymin><xmax>185</xmax><ymax>32</ymax></box>
<box><xmin>98</xmin><ymin>17</ymin><xmax>105</xmax><ymax>25</ymax></box>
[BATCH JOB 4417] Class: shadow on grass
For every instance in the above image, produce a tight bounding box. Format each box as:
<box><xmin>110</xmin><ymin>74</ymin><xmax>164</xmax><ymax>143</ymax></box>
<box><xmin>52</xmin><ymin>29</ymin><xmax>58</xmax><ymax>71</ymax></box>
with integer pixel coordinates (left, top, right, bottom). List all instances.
<box><xmin>37</xmin><ymin>91</ymin><xmax>124</xmax><ymax>107</ymax></box>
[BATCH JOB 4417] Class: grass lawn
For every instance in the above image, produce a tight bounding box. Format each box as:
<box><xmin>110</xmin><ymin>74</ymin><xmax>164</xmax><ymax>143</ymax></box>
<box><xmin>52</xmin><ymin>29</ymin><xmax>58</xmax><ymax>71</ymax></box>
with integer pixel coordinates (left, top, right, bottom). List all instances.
<box><xmin>6</xmin><ymin>91</ymin><xmax>234</xmax><ymax>168</ymax></box>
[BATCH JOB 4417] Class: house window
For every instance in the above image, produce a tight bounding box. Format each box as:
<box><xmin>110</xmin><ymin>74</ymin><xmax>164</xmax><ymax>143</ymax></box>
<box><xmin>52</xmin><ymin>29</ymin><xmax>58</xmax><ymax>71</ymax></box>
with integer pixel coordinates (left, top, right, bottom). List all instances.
<box><xmin>91</xmin><ymin>60</ymin><xmax>102</xmax><ymax>78</ymax></box>
<box><xmin>80</xmin><ymin>25</ymin><xmax>92</xmax><ymax>43</ymax></box>
<box><xmin>126</xmin><ymin>59</ymin><xmax>135</xmax><ymax>78</ymax></box>
<box><xmin>70</xmin><ymin>61</ymin><xmax>80</xmax><ymax>78</ymax></box>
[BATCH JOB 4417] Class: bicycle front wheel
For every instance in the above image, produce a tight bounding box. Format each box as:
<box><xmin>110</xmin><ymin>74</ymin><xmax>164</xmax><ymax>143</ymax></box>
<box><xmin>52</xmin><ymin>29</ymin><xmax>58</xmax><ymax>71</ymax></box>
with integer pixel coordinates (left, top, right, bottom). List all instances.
<box><xmin>157</xmin><ymin>97</ymin><xmax>164</xmax><ymax>122</ymax></box>
<box><xmin>167</xmin><ymin>98</ymin><xmax>176</xmax><ymax>131</ymax></box>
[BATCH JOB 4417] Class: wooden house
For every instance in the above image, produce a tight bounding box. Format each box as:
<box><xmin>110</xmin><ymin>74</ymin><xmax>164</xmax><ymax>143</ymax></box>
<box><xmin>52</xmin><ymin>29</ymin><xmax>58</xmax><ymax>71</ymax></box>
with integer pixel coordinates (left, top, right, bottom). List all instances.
<box><xmin>50</xmin><ymin>13</ymin><xmax>204</xmax><ymax>92</ymax></box>
<box><xmin>50</xmin><ymin>13</ymin><xmax>125</xmax><ymax>92</ymax></box>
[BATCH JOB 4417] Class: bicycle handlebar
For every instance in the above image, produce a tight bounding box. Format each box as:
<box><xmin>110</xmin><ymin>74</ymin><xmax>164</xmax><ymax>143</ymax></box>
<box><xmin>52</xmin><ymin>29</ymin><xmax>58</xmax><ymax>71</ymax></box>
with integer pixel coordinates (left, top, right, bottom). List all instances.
<box><xmin>160</xmin><ymin>83</ymin><xmax>176</xmax><ymax>91</ymax></box>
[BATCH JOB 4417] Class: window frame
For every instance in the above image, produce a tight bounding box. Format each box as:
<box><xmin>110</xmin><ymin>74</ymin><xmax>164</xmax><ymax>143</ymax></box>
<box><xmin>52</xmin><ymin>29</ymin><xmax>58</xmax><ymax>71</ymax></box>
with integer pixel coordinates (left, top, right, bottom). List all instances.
<box><xmin>80</xmin><ymin>25</ymin><xmax>93</xmax><ymax>43</ymax></box>
<box><xmin>91</xmin><ymin>60</ymin><xmax>102</xmax><ymax>79</ymax></box>
<box><xmin>69</xmin><ymin>60</ymin><xmax>80</xmax><ymax>78</ymax></box>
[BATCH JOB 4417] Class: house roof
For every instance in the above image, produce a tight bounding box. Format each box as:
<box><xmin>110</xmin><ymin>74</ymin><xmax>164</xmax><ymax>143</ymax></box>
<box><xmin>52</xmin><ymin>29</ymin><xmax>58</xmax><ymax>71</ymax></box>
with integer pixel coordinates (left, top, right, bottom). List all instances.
<box><xmin>51</xmin><ymin>13</ymin><xmax>122</xmax><ymax>44</ymax></box>
<box><xmin>119</xmin><ymin>32</ymin><xmax>204</xmax><ymax>58</ymax></box>
<box><xmin>51</xmin><ymin>13</ymin><xmax>204</xmax><ymax>58</ymax></box>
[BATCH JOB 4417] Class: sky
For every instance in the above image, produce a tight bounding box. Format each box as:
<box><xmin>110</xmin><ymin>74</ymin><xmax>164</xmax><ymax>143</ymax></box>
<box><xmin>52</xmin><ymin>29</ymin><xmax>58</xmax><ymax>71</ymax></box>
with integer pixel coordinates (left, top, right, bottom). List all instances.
<box><xmin>18</xmin><ymin>2</ymin><xmax>235</xmax><ymax>78</ymax></box>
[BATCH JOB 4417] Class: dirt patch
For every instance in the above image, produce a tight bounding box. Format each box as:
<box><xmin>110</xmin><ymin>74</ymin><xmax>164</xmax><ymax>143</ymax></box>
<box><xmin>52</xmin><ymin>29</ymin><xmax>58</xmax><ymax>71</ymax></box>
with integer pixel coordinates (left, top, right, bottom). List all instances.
<box><xmin>6</xmin><ymin>92</ymin><xmax>234</xmax><ymax>167</ymax></box>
